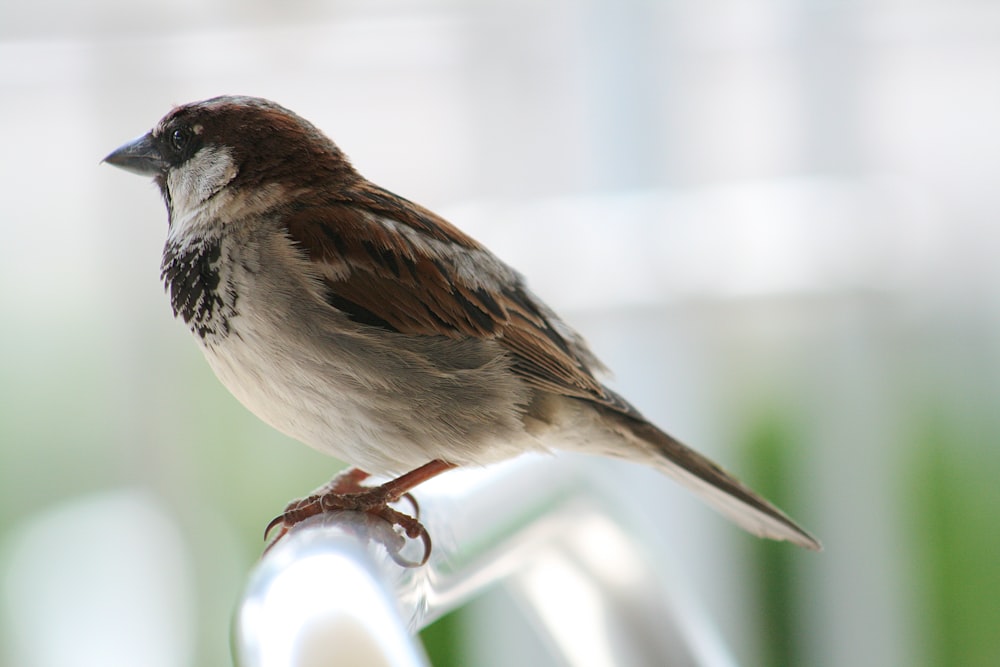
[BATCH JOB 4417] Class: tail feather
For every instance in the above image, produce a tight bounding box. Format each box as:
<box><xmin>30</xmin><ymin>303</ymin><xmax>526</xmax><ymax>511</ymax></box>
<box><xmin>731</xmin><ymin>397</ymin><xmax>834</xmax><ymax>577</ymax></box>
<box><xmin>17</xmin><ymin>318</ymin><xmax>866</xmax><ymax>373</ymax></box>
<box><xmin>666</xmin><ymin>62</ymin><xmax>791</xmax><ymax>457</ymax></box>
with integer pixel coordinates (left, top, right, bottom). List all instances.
<box><xmin>610</xmin><ymin>410</ymin><xmax>822</xmax><ymax>551</ymax></box>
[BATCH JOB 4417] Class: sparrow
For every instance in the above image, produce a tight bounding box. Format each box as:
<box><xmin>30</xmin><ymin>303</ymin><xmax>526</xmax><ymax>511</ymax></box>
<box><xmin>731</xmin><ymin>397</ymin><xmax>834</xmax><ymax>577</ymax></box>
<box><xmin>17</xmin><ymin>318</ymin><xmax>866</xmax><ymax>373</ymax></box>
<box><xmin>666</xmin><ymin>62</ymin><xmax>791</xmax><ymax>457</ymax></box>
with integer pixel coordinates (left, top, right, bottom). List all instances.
<box><xmin>103</xmin><ymin>95</ymin><xmax>821</xmax><ymax>562</ymax></box>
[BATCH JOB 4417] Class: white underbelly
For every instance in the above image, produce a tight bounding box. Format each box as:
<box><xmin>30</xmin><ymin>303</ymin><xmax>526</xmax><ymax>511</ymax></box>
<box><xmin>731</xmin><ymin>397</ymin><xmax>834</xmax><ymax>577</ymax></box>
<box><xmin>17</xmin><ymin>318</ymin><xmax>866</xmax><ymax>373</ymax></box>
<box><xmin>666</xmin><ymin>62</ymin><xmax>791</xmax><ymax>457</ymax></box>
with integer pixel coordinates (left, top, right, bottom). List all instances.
<box><xmin>198</xmin><ymin>313</ymin><xmax>540</xmax><ymax>476</ymax></box>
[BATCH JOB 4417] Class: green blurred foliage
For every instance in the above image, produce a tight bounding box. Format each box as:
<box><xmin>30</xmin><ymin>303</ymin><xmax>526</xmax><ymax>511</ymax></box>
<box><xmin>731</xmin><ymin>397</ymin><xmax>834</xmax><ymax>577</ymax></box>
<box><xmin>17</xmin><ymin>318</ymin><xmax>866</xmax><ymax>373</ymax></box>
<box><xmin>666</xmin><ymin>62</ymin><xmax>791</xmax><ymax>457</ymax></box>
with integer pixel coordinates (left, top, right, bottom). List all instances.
<box><xmin>910</xmin><ymin>411</ymin><xmax>1000</xmax><ymax>667</ymax></box>
<box><xmin>743</xmin><ymin>415</ymin><xmax>809</xmax><ymax>667</ymax></box>
<box><xmin>420</xmin><ymin>610</ymin><xmax>467</xmax><ymax>667</ymax></box>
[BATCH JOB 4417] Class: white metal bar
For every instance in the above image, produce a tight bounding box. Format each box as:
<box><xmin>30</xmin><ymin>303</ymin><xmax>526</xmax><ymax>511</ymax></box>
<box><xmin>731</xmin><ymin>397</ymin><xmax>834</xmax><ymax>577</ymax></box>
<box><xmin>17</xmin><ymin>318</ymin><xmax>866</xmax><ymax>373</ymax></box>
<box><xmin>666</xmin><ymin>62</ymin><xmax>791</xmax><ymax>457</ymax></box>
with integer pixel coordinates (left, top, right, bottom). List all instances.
<box><xmin>233</xmin><ymin>453</ymin><xmax>738</xmax><ymax>667</ymax></box>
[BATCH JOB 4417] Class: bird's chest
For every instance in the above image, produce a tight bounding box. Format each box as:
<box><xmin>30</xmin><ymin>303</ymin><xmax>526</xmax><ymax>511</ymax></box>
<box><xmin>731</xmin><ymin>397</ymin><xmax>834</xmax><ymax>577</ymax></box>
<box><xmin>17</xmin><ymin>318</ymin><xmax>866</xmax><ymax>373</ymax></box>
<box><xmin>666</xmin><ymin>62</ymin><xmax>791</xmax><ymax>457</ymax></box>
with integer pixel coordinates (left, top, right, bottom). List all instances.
<box><xmin>159</xmin><ymin>235</ymin><xmax>314</xmax><ymax>403</ymax></box>
<box><xmin>159</xmin><ymin>235</ymin><xmax>371</xmax><ymax>458</ymax></box>
<box><xmin>160</xmin><ymin>237</ymin><xmax>239</xmax><ymax>342</ymax></box>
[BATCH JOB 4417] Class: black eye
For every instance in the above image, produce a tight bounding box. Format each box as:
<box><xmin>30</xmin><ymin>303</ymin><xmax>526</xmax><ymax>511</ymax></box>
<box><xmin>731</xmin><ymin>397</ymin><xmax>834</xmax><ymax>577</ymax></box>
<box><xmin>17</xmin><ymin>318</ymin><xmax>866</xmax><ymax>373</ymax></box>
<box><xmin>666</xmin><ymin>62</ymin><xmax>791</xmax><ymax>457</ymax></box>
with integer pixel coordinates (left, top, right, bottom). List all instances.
<box><xmin>170</xmin><ymin>127</ymin><xmax>191</xmax><ymax>153</ymax></box>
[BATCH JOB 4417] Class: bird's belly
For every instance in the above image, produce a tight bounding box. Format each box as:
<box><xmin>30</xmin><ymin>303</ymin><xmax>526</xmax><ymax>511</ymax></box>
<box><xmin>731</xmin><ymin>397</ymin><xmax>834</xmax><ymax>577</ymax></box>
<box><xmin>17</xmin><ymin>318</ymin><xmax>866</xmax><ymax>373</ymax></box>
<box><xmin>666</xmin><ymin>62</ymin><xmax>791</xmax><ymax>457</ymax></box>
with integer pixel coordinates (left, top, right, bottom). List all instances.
<box><xmin>197</xmin><ymin>310</ymin><xmax>540</xmax><ymax>476</ymax></box>
<box><xmin>200</xmin><ymin>334</ymin><xmax>398</xmax><ymax>473</ymax></box>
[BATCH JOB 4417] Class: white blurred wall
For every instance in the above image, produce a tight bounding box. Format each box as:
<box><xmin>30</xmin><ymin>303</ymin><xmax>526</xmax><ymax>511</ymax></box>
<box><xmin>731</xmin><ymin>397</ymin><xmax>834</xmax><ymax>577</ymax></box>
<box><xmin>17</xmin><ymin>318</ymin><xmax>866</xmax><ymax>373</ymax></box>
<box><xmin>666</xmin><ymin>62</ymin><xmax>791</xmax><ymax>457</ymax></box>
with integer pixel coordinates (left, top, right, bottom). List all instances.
<box><xmin>2</xmin><ymin>1</ymin><xmax>999</xmax><ymax>666</ymax></box>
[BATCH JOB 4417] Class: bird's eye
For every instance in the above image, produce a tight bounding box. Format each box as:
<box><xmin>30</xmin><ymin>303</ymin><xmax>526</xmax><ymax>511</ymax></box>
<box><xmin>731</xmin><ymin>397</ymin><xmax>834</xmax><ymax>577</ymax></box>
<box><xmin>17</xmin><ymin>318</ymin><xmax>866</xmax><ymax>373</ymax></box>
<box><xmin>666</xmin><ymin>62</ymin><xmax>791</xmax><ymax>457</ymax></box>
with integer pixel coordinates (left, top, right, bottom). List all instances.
<box><xmin>170</xmin><ymin>128</ymin><xmax>191</xmax><ymax>153</ymax></box>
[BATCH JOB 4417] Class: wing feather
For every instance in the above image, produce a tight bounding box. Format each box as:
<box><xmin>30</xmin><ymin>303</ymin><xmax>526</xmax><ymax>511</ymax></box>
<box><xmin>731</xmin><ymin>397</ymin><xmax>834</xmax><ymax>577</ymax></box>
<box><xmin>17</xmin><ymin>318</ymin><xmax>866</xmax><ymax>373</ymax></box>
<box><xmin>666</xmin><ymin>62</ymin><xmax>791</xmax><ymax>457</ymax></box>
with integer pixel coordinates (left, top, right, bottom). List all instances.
<box><xmin>283</xmin><ymin>184</ymin><xmax>634</xmax><ymax>415</ymax></box>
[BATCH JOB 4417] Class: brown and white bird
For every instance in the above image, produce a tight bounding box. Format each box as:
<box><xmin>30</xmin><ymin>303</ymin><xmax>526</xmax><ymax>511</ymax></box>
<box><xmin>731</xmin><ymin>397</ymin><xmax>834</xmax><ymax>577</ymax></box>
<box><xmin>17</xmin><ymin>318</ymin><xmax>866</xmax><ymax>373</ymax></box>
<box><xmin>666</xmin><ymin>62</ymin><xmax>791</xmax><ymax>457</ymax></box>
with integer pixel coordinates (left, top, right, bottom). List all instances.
<box><xmin>103</xmin><ymin>95</ymin><xmax>820</xmax><ymax>560</ymax></box>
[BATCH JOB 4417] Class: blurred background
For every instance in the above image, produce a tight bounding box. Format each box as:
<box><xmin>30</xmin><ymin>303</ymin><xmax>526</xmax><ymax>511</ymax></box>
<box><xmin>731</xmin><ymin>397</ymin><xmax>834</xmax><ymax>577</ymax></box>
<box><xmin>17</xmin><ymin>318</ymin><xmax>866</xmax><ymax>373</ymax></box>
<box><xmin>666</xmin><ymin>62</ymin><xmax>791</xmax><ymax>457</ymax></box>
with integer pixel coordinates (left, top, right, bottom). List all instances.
<box><xmin>2</xmin><ymin>0</ymin><xmax>999</xmax><ymax>665</ymax></box>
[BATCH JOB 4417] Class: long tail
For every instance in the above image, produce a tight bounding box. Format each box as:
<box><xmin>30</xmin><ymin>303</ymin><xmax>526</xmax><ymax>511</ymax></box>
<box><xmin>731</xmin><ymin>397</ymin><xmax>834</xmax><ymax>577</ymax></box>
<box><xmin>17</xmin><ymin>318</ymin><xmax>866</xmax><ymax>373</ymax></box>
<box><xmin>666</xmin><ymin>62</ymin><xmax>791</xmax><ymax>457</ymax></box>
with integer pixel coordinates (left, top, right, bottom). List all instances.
<box><xmin>603</xmin><ymin>406</ymin><xmax>822</xmax><ymax>551</ymax></box>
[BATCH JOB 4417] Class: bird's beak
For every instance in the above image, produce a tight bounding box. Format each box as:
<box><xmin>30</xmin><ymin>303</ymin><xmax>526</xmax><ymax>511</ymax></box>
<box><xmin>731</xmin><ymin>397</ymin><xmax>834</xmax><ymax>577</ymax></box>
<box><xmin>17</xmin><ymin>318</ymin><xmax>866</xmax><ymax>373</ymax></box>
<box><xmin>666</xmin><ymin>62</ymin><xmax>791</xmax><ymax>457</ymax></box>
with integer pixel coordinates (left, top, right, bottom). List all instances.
<box><xmin>102</xmin><ymin>132</ymin><xmax>167</xmax><ymax>176</ymax></box>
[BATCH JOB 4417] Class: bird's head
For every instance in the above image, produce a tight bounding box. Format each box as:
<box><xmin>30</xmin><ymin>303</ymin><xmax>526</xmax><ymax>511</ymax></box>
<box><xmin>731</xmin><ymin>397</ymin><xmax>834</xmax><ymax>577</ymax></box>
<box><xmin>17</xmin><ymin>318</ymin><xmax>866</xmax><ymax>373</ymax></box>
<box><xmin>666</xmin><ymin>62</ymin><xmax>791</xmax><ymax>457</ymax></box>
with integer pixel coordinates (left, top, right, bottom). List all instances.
<box><xmin>103</xmin><ymin>95</ymin><xmax>355</xmax><ymax>225</ymax></box>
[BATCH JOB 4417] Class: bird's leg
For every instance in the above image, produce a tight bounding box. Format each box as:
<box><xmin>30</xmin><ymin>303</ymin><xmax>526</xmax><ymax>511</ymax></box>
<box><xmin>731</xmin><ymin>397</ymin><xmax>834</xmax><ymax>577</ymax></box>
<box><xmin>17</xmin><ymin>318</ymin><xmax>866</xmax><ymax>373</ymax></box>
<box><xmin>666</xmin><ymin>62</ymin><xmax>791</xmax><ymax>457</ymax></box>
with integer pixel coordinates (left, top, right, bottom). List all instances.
<box><xmin>264</xmin><ymin>459</ymin><xmax>456</xmax><ymax>565</ymax></box>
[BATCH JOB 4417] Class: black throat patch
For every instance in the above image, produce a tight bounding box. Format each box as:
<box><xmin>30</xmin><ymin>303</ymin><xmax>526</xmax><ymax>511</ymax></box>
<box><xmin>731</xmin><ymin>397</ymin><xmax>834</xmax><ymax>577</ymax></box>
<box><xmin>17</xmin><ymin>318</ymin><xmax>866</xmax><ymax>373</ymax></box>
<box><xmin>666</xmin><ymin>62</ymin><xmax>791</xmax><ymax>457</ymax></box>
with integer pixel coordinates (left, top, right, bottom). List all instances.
<box><xmin>161</xmin><ymin>238</ymin><xmax>236</xmax><ymax>340</ymax></box>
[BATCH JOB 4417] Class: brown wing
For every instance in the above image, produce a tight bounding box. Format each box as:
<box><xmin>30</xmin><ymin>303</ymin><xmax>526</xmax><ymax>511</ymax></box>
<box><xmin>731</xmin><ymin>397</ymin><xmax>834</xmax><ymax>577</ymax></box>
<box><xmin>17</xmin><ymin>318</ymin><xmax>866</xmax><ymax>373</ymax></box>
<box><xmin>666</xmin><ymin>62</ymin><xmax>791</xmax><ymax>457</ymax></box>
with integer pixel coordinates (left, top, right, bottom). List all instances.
<box><xmin>283</xmin><ymin>183</ymin><xmax>636</xmax><ymax>415</ymax></box>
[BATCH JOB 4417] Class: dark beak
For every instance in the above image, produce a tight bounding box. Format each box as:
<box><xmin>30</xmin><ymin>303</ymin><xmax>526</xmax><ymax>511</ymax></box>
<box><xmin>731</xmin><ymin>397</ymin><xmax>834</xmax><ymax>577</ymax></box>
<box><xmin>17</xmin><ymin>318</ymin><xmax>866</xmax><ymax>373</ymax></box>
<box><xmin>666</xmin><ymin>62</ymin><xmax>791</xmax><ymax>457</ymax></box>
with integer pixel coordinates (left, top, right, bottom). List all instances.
<box><xmin>102</xmin><ymin>132</ymin><xmax>167</xmax><ymax>176</ymax></box>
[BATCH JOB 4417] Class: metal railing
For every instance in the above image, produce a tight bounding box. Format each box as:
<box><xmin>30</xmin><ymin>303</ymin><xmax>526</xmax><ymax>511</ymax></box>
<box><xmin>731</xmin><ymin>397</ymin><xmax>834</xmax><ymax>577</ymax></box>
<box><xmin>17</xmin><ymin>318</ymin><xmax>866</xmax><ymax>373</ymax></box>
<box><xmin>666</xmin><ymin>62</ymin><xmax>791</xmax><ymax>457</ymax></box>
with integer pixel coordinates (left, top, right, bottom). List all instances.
<box><xmin>232</xmin><ymin>453</ymin><xmax>738</xmax><ymax>667</ymax></box>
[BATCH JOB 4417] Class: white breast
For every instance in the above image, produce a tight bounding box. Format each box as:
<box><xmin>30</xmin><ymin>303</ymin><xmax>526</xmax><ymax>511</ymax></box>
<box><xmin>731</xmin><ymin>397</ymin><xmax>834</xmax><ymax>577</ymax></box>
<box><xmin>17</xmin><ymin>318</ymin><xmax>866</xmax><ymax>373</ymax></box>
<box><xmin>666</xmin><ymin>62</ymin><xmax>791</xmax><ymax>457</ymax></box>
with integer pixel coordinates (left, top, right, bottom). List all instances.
<box><xmin>190</xmin><ymin>230</ymin><xmax>541</xmax><ymax>477</ymax></box>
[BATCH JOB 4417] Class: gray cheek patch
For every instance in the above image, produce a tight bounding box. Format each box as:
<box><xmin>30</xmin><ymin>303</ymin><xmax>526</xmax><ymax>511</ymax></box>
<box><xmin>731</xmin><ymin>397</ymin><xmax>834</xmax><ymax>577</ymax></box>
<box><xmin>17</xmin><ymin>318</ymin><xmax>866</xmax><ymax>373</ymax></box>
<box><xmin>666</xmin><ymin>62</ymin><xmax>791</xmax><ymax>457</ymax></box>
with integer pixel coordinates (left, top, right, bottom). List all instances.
<box><xmin>167</xmin><ymin>146</ymin><xmax>238</xmax><ymax>215</ymax></box>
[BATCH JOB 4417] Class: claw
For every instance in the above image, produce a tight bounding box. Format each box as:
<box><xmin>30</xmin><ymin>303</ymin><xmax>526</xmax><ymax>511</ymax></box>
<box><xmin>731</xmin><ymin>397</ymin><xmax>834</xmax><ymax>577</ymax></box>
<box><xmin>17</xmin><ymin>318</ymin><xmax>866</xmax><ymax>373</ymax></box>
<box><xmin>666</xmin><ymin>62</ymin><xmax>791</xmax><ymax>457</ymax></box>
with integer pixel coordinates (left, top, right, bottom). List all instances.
<box><xmin>374</xmin><ymin>504</ymin><xmax>432</xmax><ymax>566</ymax></box>
<box><xmin>264</xmin><ymin>515</ymin><xmax>284</xmax><ymax>541</ymax></box>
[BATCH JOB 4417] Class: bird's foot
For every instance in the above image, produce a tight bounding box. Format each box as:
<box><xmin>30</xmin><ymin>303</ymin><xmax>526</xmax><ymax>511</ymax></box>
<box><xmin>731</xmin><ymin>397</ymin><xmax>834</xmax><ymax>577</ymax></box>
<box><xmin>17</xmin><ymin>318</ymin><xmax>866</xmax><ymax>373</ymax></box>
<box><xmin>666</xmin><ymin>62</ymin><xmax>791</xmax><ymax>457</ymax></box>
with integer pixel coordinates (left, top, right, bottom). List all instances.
<box><xmin>264</xmin><ymin>461</ymin><xmax>454</xmax><ymax>566</ymax></box>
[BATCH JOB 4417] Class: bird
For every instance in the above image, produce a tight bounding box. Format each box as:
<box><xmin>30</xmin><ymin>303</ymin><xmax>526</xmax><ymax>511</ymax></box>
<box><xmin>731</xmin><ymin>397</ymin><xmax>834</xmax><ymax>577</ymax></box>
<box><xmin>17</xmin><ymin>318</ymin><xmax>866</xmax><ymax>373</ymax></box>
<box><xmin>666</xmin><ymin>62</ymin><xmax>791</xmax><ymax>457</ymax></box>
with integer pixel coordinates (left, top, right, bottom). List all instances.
<box><xmin>103</xmin><ymin>95</ymin><xmax>821</xmax><ymax>562</ymax></box>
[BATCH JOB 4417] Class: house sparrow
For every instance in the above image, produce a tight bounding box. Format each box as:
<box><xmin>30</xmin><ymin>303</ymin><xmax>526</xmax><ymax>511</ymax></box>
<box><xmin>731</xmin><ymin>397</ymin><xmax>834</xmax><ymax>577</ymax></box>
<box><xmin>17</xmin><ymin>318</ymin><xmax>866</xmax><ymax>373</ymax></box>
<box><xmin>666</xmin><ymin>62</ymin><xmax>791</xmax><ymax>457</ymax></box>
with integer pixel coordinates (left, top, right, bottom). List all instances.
<box><xmin>103</xmin><ymin>95</ymin><xmax>820</xmax><ymax>562</ymax></box>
